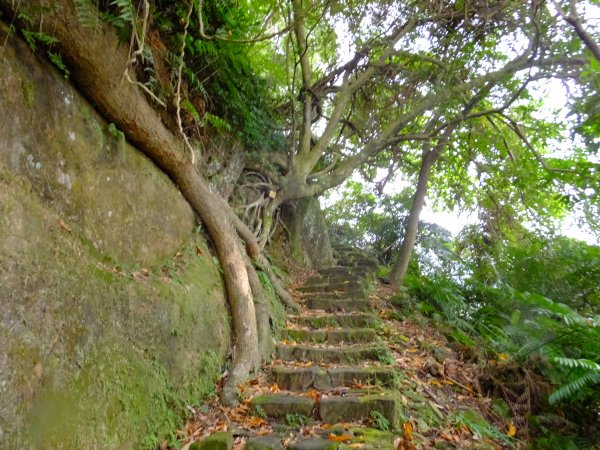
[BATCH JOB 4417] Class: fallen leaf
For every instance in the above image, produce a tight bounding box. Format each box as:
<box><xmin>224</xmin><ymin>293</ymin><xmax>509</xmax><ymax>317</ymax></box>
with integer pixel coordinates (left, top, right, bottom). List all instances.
<box><xmin>327</xmin><ymin>433</ymin><xmax>352</xmax><ymax>442</ymax></box>
<box><xmin>507</xmin><ymin>421</ymin><xmax>517</xmax><ymax>437</ymax></box>
<box><xmin>497</xmin><ymin>353</ymin><xmax>509</xmax><ymax>361</ymax></box>
<box><xmin>233</xmin><ymin>437</ymin><xmax>247</xmax><ymax>450</ymax></box>
<box><xmin>403</xmin><ymin>421</ymin><xmax>413</xmax><ymax>441</ymax></box>
<box><xmin>33</xmin><ymin>362</ymin><xmax>43</xmax><ymax>380</ymax></box>
<box><xmin>57</xmin><ymin>218</ymin><xmax>72</xmax><ymax>232</ymax></box>
<box><xmin>246</xmin><ymin>416</ymin><xmax>267</xmax><ymax>428</ymax></box>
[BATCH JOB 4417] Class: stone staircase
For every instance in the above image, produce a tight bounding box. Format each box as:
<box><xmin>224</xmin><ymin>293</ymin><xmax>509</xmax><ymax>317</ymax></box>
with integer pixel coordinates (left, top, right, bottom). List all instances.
<box><xmin>243</xmin><ymin>246</ymin><xmax>401</xmax><ymax>449</ymax></box>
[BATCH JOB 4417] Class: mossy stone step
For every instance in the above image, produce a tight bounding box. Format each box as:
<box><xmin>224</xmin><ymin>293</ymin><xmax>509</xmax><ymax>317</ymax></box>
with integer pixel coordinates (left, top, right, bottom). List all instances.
<box><xmin>301</xmin><ymin>288</ymin><xmax>370</xmax><ymax>299</ymax></box>
<box><xmin>281</xmin><ymin>328</ymin><xmax>378</xmax><ymax>344</ymax></box>
<box><xmin>245</xmin><ymin>436</ymin><xmax>285</xmax><ymax>450</ymax></box>
<box><xmin>288</xmin><ymin>437</ymin><xmax>339</xmax><ymax>450</ymax></box>
<box><xmin>251</xmin><ymin>394</ymin><xmax>314</xmax><ymax>418</ymax></box>
<box><xmin>291</xmin><ymin>313</ymin><xmax>379</xmax><ymax>329</ymax></box>
<box><xmin>298</xmin><ymin>281</ymin><xmax>366</xmax><ymax>294</ymax></box>
<box><xmin>303</xmin><ymin>297</ymin><xmax>372</xmax><ymax>312</ymax></box>
<box><xmin>319</xmin><ymin>393</ymin><xmax>403</xmax><ymax>427</ymax></box>
<box><xmin>338</xmin><ymin>260</ymin><xmax>378</xmax><ymax>271</ymax></box>
<box><xmin>271</xmin><ymin>365</ymin><xmax>398</xmax><ymax>391</ymax></box>
<box><xmin>276</xmin><ymin>343</ymin><xmax>390</xmax><ymax>363</ymax></box>
<box><xmin>305</xmin><ymin>275</ymin><xmax>367</xmax><ymax>286</ymax></box>
<box><xmin>190</xmin><ymin>432</ymin><xmax>234</xmax><ymax>450</ymax></box>
<box><xmin>318</xmin><ymin>267</ymin><xmax>371</xmax><ymax>277</ymax></box>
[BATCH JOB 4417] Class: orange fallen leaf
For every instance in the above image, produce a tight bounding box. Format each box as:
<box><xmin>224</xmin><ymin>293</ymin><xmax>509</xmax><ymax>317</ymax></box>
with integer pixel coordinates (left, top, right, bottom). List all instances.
<box><xmin>305</xmin><ymin>389</ymin><xmax>321</xmax><ymax>401</ymax></box>
<box><xmin>403</xmin><ymin>421</ymin><xmax>413</xmax><ymax>440</ymax></box>
<box><xmin>246</xmin><ymin>416</ymin><xmax>267</xmax><ymax>428</ymax></box>
<box><xmin>507</xmin><ymin>421</ymin><xmax>517</xmax><ymax>437</ymax></box>
<box><xmin>327</xmin><ymin>433</ymin><xmax>352</xmax><ymax>442</ymax></box>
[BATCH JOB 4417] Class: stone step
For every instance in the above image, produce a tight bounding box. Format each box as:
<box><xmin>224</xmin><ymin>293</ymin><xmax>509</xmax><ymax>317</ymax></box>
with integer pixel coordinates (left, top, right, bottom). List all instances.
<box><xmin>276</xmin><ymin>343</ymin><xmax>391</xmax><ymax>364</ymax></box>
<box><xmin>271</xmin><ymin>365</ymin><xmax>398</xmax><ymax>391</ymax></box>
<box><xmin>291</xmin><ymin>313</ymin><xmax>379</xmax><ymax>329</ymax></box>
<box><xmin>338</xmin><ymin>259</ymin><xmax>378</xmax><ymax>269</ymax></box>
<box><xmin>305</xmin><ymin>274</ymin><xmax>367</xmax><ymax>286</ymax></box>
<box><xmin>281</xmin><ymin>328</ymin><xmax>378</xmax><ymax>344</ymax></box>
<box><xmin>319</xmin><ymin>266</ymin><xmax>371</xmax><ymax>277</ymax></box>
<box><xmin>303</xmin><ymin>297</ymin><xmax>372</xmax><ymax>312</ymax></box>
<box><xmin>251</xmin><ymin>392</ymin><xmax>402</xmax><ymax>428</ymax></box>
<box><xmin>298</xmin><ymin>281</ymin><xmax>366</xmax><ymax>294</ymax></box>
<box><xmin>320</xmin><ymin>392</ymin><xmax>402</xmax><ymax>427</ymax></box>
<box><xmin>290</xmin><ymin>427</ymin><xmax>395</xmax><ymax>450</ymax></box>
<box><xmin>251</xmin><ymin>393</ymin><xmax>314</xmax><ymax>419</ymax></box>
<box><xmin>301</xmin><ymin>290</ymin><xmax>368</xmax><ymax>301</ymax></box>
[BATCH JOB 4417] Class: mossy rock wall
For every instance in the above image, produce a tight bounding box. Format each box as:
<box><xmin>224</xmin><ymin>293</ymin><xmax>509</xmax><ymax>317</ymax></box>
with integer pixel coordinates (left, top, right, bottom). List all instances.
<box><xmin>282</xmin><ymin>197</ymin><xmax>334</xmax><ymax>269</ymax></box>
<box><xmin>0</xmin><ymin>27</ymin><xmax>230</xmax><ymax>448</ymax></box>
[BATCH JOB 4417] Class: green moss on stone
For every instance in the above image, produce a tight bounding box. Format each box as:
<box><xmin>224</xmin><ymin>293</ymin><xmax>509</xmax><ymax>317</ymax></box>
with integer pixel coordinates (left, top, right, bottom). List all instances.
<box><xmin>190</xmin><ymin>432</ymin><xmax>234</xmax><ymax>450</ymax></box>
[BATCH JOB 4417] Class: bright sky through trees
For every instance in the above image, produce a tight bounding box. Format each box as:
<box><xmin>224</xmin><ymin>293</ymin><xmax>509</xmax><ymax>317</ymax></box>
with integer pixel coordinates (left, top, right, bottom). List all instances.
<box><xmin>323</xmin><ymin>3</ymin><xmax>600</xmax><ymax>245</ymax></box>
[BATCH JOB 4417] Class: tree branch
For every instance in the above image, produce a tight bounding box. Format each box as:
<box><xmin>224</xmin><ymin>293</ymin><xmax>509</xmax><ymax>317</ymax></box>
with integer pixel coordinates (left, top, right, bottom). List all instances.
<box><xmin>197</xmin><ymin>0</ymin><xmax>292</xmax><ymax>44</ymax></box>
<box><xmin>495</xmin><ymin>112</ymin><xmax>578</xmax><ymax>174</ymax></box>
<box><xmin>553</xmin><ymin>0</ymin><xmax>600</xmax><ymax>63</ymax></box>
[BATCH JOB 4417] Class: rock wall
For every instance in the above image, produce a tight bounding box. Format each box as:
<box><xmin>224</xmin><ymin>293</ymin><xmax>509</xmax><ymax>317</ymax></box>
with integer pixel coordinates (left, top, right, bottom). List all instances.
<box><xmin>0</xmin><ymin>25</ymin><xmax>230</xmax><ymax>448</ymax></box>
<box><xmin>282</xmin><ymin>197</ymin><xmax>335</xmax><ymax>269</ymax></box>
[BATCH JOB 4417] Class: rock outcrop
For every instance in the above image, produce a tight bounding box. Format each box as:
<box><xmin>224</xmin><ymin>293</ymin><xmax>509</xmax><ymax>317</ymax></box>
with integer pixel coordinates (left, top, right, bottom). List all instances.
<box><xmin>0</xmin><ymin>24</ymin><xmax>229</xmax><ymax>448</ymax></box>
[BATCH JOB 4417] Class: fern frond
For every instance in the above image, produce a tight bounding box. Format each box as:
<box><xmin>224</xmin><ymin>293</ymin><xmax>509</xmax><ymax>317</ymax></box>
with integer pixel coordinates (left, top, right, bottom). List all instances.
<box><xmin>549</xmin><ymin>371</ymin><xmax>600</xmax><ymax>404</ymax></box>
<box><xmin>110</xmin><ymin>0</ymin><xmax>134</xmax><ymax>23</ymax></box>
<box><xmin>553</xmin><ymin>357</ymin><xmax>600</xmax><ymax>371</ymax></box>
<box><xmin>75</xmin><ymin>0</ymin><xmax>99</xmax><ymax>30</ymax></box>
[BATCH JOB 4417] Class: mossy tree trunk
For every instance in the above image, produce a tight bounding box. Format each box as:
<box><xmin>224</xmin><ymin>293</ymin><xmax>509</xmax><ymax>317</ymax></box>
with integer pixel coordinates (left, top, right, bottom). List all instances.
<box><xmin>0</xmin><ymin>0</ymin><xmax>262</xmax><ymax>405</ymax></box>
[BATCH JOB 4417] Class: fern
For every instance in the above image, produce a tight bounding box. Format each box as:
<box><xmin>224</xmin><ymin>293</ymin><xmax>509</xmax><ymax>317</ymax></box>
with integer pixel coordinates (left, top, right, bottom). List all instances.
<box><xmin>74</xmin><ymin>0</ymin><xmax>100</xmax><ymax>30</ymax></box>
<box><xmin>111</xmin><ymin>0</ymin><xmax>134</xmax><ymax>24</ymax></box>
<box><xmin>549</xmin><ymin>371</ymin><xmax>600</xmax><ymax>404</ymax></box>
<box><xmin>21</xmin><ymin>30</ymin><xmax>59</xmax><ymax>51</ymax></box>
<box><xmin>549</xmin><ymin>357</ymin><xmax>600</xmax><ymax>404</ymax></box>
<box><xmin>48</xmin><ymin>52</ymin><xmax>70</xmax><ymax>79</ymax></box>
<box><xmin>553</xmin><ymin>357</ymin><xmax>600</xmax><ymax>371</ymax></box>
<box><xmin>99</xmin><ymin>0</ymin><xmax>135</xmax><ymax>29</ymax></box>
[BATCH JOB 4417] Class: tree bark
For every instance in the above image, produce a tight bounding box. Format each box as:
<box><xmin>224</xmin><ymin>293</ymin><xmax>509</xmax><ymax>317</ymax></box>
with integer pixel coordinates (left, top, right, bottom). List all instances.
<box><xmin>0</xmin><ymin>0</ymin><xmax>260</xmax><ymax>405</ymax></box>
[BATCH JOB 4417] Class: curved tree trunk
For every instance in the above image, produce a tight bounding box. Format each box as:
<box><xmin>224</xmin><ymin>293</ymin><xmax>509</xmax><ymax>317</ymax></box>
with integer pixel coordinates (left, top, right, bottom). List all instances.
<box><xmin>1</xmin><ymin>0</ymin><xmax>260</xmax><ymax>405</ymax></box>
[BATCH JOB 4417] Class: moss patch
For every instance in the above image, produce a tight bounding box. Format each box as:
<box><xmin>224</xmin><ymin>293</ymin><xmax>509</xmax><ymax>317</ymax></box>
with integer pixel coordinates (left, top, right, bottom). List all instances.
<box><xmin>0</xmin><ymin>165</ymin><xmax>229</xmax><ymax>449</ymax></box>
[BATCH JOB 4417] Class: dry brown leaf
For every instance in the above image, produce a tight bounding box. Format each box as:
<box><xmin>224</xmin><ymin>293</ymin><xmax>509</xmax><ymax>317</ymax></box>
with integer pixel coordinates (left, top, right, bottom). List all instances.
<box><xmin>233</xmin><ymin>437</ymin><xmax>246</xmax><ymax>450</ymax></box>
<box><xmin>57</xmin><ymin>218</ymin><xmax>72</xmax><ymax>232</ymax></box>
<box><xmin>33</xmin><ymin>362</ymin><xmax>43</xmax><ymax>380</ymax></box>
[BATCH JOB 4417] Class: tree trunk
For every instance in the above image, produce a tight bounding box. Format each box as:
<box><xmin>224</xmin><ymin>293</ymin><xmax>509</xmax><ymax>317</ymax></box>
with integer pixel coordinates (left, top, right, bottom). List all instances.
<box><xmin>388</xmin><ymin>149</ymin><xmax>437</xmax><ymax>287</ymax></box>
<box><xmin>245</xmin><ymin>257</ymin><xmax>273</xmax><ymax>361</ymax></box>
<box><xmin>0</xmin><ymin>0</ymin><xmax>260</xmax><ymax>405</ymax></box>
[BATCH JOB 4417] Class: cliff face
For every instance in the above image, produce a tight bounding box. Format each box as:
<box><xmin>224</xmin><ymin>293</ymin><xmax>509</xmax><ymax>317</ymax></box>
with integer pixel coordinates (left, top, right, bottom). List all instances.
<box><xmin>0</xmin><ymin>25</ymin><xmax>230</xmax><ymax>448</ymax></box>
